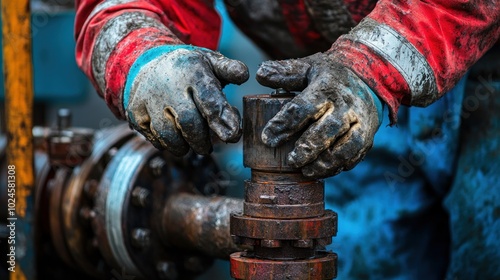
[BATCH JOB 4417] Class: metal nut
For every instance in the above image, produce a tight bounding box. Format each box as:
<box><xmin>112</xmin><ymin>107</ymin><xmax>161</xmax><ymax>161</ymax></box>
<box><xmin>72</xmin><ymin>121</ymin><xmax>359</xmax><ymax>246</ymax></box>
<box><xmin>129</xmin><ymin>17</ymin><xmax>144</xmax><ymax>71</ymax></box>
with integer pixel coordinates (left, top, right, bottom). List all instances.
<box><xmin>131</xmin><ymin>186</ymin><xmax>150</xmax><ymax>207</ymax></box>
<box><xmin>131</xmin><ymin>228</ymin><xmax>151</xmax><ymax>249</ymax></box>
<box><xmin>149</xmin><ymin>156</ymin><xmax>166</xmax><ymax>177</ymax></box>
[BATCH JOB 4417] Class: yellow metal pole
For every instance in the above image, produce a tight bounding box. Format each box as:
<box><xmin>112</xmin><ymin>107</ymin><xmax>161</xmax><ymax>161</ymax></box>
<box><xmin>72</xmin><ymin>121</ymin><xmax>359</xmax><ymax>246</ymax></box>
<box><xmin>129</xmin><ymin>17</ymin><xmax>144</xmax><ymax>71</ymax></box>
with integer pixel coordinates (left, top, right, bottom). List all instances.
<box><xmin>2</xmin><ymin>0</ymin><xmax>35</xmax><ymax>279</ymax></box>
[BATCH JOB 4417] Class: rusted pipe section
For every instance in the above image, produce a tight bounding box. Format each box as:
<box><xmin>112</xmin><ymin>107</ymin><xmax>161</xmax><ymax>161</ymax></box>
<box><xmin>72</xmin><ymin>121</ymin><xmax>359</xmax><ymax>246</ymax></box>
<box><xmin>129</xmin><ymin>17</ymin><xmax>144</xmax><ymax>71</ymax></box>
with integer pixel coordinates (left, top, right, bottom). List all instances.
<box><xmin>162</xmin><ymin>192</ymin><xmax>245</xmax><ymax>259</ymax></box>
<box><xmin>230</xmin><ymin>92</ymin><xmax>337</xmax><ymax>280</ymax></box>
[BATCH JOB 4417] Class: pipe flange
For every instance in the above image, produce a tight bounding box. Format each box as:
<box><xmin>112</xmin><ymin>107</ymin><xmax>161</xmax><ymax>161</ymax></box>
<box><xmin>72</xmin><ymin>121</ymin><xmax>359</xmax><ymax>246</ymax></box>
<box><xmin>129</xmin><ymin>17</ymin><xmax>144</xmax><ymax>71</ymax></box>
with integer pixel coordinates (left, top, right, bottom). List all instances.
<box><xmin>61</xmin><ymin>124</ymin><xmax>135</xmax><ymax>278</ymax></box>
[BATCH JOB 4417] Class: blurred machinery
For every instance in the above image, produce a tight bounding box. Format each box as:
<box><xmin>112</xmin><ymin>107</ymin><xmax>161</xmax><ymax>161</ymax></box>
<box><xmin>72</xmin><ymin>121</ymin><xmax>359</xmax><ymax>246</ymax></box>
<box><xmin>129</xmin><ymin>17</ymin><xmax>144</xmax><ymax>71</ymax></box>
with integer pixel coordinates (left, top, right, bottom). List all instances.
<box><xmin>1</xmin><ymin>109</ymin><xmax>243</xmax><ymax>280</ymax></box>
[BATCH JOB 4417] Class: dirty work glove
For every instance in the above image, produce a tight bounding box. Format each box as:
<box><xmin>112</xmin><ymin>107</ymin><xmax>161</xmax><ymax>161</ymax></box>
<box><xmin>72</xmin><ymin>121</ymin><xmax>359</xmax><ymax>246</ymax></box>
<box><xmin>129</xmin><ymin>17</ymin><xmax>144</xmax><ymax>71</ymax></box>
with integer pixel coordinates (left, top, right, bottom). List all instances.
<box><xmin>124</xmin><ymin>45</ymin><xmax>249</xmax><ymax>156</ymax></box>
<box><xmin>257</xmin><ymin>52</ymin><xmax>384</xmax><ymax>178</ymax></box>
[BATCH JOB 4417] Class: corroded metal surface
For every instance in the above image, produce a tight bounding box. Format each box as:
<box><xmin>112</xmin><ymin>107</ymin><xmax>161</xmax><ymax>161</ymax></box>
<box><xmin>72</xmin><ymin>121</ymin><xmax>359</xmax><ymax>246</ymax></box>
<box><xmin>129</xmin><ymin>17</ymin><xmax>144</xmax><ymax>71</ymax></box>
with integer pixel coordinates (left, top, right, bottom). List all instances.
<box><xmin>243</xmin><ymin>171</ymin><xmax>325</xmax><ymax>219</ymax></box>
<box><xmin>162</xmin><ymin>193</ymin><xmax>244</xmax><ymax>259</ymax></box>
<box><xmin>48</xmin><ymin>168</ymin><xmax>76</xmax><ymax>268</ymax></box>
<box><xmin>6</xmin><ymin>121</ymin><xmax>241</xmax><ymax>279</ymax></box>
<box><xmin>243</xmin><ymin>94</ymin><xmax>299</xmax><ymax>172</ymax></box>
<box><xmin>230</xmin><ymin>93</ymin><xmax>338</xmax><ymax>279</ymax></box>
<box><xmin>231</xmin><ymin>210</ymin><xmax>337</xmax><ymax>240</ymax></box>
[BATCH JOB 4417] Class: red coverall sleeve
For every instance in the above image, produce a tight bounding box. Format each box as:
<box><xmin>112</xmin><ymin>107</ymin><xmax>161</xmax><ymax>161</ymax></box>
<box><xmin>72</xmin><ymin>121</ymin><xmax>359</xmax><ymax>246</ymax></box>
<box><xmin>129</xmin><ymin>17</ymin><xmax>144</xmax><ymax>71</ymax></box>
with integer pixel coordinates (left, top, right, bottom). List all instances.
<box><xmin>331</xmin><ymin>0</ymin><xmax>500</xmax><ymax>123</ymax></box>
<box><xmin>75</xmin><ymin>0</ymin><xmax>221</xmax><ymax>118</ymax></box>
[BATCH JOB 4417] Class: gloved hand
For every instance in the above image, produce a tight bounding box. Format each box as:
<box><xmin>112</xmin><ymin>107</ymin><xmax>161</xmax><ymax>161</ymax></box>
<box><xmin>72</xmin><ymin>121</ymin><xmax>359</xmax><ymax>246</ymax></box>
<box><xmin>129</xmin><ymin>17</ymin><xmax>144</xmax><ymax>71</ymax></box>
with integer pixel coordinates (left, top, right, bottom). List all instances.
<box><xmin>256</xmin><ymin>52</ymin><xmax>384</xmax><ymax>178</ymax></box>
<box><xmin>124</xmin><ymin>45</ymin><xmax>249</xmax><ymax>156</ymax></box>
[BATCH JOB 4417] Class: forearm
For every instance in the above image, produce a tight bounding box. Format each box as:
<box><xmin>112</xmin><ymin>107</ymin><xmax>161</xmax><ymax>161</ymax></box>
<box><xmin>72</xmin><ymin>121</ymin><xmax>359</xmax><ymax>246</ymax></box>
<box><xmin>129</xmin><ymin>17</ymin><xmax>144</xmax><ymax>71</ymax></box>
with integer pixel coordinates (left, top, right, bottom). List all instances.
<box><xmin>330</xmin><ymin>0</ymin><xmax>500</xmax><ymax>123</ymax></box>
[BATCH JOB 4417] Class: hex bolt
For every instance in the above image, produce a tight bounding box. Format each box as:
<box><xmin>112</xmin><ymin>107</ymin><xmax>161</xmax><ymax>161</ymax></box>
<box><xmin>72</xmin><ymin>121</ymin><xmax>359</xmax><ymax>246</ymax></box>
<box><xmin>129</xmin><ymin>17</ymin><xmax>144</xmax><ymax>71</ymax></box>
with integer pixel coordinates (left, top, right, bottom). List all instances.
<box><xmin>149</xmin><ymin>156</ymin><xmax>166</xmax><ymax>177</ymax></box>
<box><xmin>292</xmin><ymin>239</ymin><xmax>313</xmax><ymax>248</ymax></box>
<box><xmin>260</xmin><ymin>239</ymin><xmax>282</xmax><ymax>248</ymax></box>
<box><xmin>131</xmin><ymin>186</ymin><xmax>150</xmax><ymax>207</ymax></box>
<box><xmin>131</xmin><ymin>228</ymin><xmax>151</xmax><ymax>249</ymax></box>
<box><xmin>157</xmin><ymin>261</ymin><xmax>179</xmax><ymax>280</ymax></box>
<box><xmin>57</xmin><ymin>108</ymin><xmax>72</xmax><ymax>131</ymax></box>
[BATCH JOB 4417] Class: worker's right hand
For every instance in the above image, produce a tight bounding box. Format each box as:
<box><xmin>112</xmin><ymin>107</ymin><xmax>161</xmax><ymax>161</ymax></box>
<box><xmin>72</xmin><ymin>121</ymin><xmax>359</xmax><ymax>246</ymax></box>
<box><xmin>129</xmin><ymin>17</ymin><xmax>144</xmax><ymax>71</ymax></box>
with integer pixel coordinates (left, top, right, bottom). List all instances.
<box><xmin>257</xmin><ymin>52</ymin><xmax>384</xmax><ymax>178</ymax></box>
<box><xmin>123</xmin><ymin>45</ymin><xmax>249</xmax><ymax>156</ymax></box>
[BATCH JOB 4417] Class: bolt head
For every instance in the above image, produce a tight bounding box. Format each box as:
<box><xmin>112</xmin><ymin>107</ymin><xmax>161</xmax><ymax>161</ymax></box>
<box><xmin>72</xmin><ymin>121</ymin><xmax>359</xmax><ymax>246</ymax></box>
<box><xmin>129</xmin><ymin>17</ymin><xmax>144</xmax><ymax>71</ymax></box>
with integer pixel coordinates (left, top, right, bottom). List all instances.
<box><xmin>131</xmin><ymin>187</ymin><xmax>150</xmax><ymax>207</ymax></box>
<box><xmin>149</xmin><ymin>157</ymin><xmax>166</xmax><ymax>177</ymax></box>
<box><xmin>131</xmin><ymin>228</ymin><xmax>151</xmax><ymax>249</ymax></box>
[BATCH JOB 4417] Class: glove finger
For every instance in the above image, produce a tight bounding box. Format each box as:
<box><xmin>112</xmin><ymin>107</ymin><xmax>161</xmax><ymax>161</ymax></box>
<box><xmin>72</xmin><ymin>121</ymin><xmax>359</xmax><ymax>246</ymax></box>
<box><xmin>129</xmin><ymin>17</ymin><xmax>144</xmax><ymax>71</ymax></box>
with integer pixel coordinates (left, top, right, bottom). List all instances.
<box><xmin>199</xmin><ymin>50</ymin><xmax>249</xmax><ymax>85</ymax></box>
<box><xmin>149</xmin><ymin>107</ymin><xmax>190</xmax><ymax>156</ymax></box>
<box><xmin>301</xmin><ymin>126</ymin><xmax>370</xmax><ymax>178</ymax></box>
<box><xmin>287</xmin><ymin>106</ymin><xmax>354</xmax><ymax>168</ymax></box>
<box><xmin>190</xmin><ymin>76</ymin><xmax>242</xmax><ymax>143</ymax></box>
<box><xmin>127</xmin><ymin>102</ymin><xmax>163</xmax><ymax>149</ymax></box>
<box><xmin>167</xmin><ymin>98</ymin><xmax>213</xmax><ymax>155</ymax></box>
<box><xmin>256</xmin><ymin>59</ymin><xmax>311</xmax><ymax>91</ymax></box>
<box><xmin>261</xmin><ymin>84</ymin><xmax>330</xmax><ymax>147</ymax></box>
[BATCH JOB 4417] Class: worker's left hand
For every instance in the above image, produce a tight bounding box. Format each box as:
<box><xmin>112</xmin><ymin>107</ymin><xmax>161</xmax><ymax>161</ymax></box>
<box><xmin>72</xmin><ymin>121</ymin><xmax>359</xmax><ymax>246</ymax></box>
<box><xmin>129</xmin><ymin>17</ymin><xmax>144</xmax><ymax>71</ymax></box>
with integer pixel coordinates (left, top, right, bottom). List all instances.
<box><xmin>256</xmin><ymin>52</ymin><xmax>384</xmax><ymax>178</ymax></box>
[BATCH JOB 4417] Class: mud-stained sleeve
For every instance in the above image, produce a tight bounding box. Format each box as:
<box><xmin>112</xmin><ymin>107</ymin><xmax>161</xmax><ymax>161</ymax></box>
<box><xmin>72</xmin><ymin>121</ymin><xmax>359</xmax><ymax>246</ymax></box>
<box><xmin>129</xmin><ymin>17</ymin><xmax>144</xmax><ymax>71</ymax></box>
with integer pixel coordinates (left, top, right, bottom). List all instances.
<box><xmin>330</xmin><ymin>0</ymin><xmax>500</xmax><ymax>123</ymax></box>
<box><xmin>75</xmin><ymin>0</ymin><xmax>221</xmax><ymax>118</ymax></box>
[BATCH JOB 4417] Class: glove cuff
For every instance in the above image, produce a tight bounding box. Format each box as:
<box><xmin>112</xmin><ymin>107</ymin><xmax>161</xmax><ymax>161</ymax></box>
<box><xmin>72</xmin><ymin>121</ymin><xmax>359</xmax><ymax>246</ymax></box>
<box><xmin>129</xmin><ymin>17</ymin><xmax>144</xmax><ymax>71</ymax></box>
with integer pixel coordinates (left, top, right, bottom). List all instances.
<box><xmin>330</xmin><ymin>18</ymin><xmax>438</xmax><ymax>125</ymax></box>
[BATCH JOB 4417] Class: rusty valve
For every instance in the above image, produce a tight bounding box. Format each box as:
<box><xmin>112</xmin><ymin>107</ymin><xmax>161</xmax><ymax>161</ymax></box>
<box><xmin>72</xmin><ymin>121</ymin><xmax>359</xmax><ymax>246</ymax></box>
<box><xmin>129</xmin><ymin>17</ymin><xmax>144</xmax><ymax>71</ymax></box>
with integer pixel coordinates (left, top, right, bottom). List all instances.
<box><xmin>229</xmin><ymin>91</ymin><xmax>338</xmax><ymax>279</ymax></box>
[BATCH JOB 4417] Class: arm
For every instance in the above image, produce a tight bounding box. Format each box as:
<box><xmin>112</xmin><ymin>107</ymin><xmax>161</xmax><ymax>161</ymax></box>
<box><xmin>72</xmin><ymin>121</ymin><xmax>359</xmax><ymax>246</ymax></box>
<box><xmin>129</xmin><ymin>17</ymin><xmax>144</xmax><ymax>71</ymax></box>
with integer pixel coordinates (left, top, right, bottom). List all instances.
<box><xmin>332</xmin><ymin>0</ymin><xmax>500</xmax><ymax>122</ymax></box>
<box><xmin>75</xmin><ymin>0</ymin><xmax>221</xmax><ymax>117</ymax></box>
<box><xmin>257</xmin><ymin>0</ymin><xmax>500</xmax><ymax>177</ymax></box>
<box><xmin>75</xmin><ymin>1</ymin><xmax>248</xmax><ymax>155</ymax></box>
